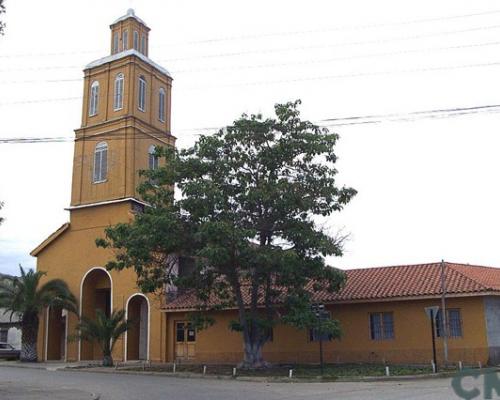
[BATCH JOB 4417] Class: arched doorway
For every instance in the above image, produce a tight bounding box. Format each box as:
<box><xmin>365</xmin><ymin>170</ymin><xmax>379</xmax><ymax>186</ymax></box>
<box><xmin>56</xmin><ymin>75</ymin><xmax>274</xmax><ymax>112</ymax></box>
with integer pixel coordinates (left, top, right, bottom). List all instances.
<box><xmin>79</xmin><ymin>267</ymin><xmax>112</xmax><ymax>361</ymax></box>
<box><xmin>45</xmin><ymin>306</ymin><xmax>67</xmax><ymax>361</ymax></box>
<box><xmin>125</xmin><ymin>294</ymin><xmax>149</xmax><ymax>361</ymax></box>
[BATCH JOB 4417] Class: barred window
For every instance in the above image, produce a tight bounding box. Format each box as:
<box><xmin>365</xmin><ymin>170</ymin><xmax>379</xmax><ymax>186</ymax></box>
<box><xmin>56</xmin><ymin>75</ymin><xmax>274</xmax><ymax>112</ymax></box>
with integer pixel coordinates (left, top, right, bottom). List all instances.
<box><xmin>138</xmin><ymin>76</ymin><xmax>146</xmax><ymax>111</ymax></box>
<box><xmin>370</xmin><ymin>312</ymin><xmax>394</xmax><ymax>340</ymax></box>
<box><xmin>113</xmin><ymin>73</ymin><xmax>124</xmax><ymax>110</ymax></box>
<box><xmin>309</xmin><ymin>312</ymin><xmax>333</xmax><ymax>342</ymax></box>
<box><xmin>436</xmin><ymin>309</ymin><xmax>463</xmax><ymax>338</ymax></box>
<box><xmin>89</xmin><ymin>81</ymin><xmax>99</xmax><ymax>116</ymax></box>
<box><xmin>93</xmin><ymin>141</ymin><xmax>108</xmax><ymax>183</ymax></box>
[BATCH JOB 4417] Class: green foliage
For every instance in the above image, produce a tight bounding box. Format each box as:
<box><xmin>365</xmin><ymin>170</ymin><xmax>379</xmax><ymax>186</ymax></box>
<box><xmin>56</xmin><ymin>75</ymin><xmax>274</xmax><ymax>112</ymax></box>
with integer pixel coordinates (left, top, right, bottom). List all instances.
<box><xmin>0</xmin><ymin>266</ymin><xmax>77</xmax><ymax>321</ymax></box>
<box><xmin>0</xmin><ymin>0</ymin><xmax>5</xmax><ymax>35</ymax></box>
<box><xmin>74</xmin><ymin>309</ymin><xmax>131</xmax><ymax>367</ymax></box>
<box><xmin>98</xmin><ymin>100</ymin><xmax>356</xmax><ymax>365</ymax></box>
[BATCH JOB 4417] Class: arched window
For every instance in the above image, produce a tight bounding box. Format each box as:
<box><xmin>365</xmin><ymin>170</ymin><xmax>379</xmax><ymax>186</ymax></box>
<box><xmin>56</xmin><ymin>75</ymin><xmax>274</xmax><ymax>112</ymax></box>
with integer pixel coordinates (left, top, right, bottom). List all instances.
<box><xmin>140</xmin><ymin>34</ymin><xmax>146</xmax><ymax>55</ymax></box>
<box><xmin>122</xmin><ymin>30</ymin><xmax>128</xmax><ymax>50</ymax></box>
<box><xmin>133</xmin><ymin>31</ymin><xmax>139</xmax><ymax>50</ymax></box>
<box><xmin>138</xmin><ymin>76</ymin><xmax>146</xmax><ymax>112</ymax></box>
<box><xmin>148</xmin><ymin>145</ymin><xmax>159</xmax><ymax>170</ymax></box>
<box><xmin>158</xmin><ymin>88</ymin><xmax>166</xmax><ymax>122</ymax></box>
<box><xmin>89</xmin><ymin>81</ymin><xmax>99</xmax><ymax>116</ymax></box>
<box><xmin>114</xmin><ymin>73</ymin><xmax>124</xmax><ymax>110</ymax></box>
<box><xmin>93</xmin><ymin>142</ymin><xmax>108</xmax><ymax>183</ymax></box>
<box><xmin>113</xmin><ymin>32</ymin><xmax>119</xmax><ymax>54</ymax></box>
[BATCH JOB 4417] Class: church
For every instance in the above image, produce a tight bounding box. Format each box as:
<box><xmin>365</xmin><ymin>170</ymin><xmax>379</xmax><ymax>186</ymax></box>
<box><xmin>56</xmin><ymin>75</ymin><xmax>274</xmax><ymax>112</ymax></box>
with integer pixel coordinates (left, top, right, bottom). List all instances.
<box><xmin>31</xmin><ymin>10</ymin><xmax>500</xmax><ymax>366</ymax></box>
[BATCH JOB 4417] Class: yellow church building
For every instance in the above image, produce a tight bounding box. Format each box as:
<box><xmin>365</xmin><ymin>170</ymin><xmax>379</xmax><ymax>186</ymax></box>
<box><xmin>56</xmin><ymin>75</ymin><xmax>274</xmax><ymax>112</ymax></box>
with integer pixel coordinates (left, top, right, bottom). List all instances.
<box><xmin>31</xmin><ymin>10</ymin><xmax>500</xmax><ymax>367</ymax></box>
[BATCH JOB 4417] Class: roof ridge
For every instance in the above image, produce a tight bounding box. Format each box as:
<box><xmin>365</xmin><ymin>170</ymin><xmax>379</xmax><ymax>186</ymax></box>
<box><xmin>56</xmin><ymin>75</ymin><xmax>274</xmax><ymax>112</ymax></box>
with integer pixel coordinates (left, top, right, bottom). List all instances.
<box><xmin>445</xmin><ymin>262</ymin><xmax>490</xmax><ymax>291</ymax></box>
<box><xmin>344</xmin><ymin>261</ymin><xmax>443</xmax><ymax>272</ymax></box>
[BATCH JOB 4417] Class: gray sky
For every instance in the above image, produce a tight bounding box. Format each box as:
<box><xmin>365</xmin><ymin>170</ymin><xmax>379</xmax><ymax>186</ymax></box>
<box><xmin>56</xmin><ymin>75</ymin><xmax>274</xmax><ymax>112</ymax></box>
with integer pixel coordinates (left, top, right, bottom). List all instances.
<box><xmin>1</xmin><ymin>0</ymin><xmax>500</xmax><ymax>276</ymax></box>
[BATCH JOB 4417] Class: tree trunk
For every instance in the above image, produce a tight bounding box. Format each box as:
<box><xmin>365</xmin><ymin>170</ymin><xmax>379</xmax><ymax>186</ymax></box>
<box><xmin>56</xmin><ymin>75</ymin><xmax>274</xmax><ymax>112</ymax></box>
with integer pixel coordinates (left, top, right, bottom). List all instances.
<box><xmin>239</xmin><ymin>338</ymin><xmax>268</xmax><ymax>369</ymax></box>
<box><xmin>20</xmin><ymin>314</ymin><xmax>39</xmax><ymax>362</ymax></box>
<box><xmin>102</xmin><ymin>353</ymin><xmax>114</xmax><ymax>367</ymax></box>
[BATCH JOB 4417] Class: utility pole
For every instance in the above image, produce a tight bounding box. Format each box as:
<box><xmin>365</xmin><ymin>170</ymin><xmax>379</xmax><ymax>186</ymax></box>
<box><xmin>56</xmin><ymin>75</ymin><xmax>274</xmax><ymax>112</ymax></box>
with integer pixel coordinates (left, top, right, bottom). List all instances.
<box><xmin>440</xmin><ymin>259</ymin><xmax>449</xmax><ymax>365</ymax></box>
<box><xmin>430</xmin><ymin>308</ymin><xmax>438</xmax><ymax>372</ymax></box>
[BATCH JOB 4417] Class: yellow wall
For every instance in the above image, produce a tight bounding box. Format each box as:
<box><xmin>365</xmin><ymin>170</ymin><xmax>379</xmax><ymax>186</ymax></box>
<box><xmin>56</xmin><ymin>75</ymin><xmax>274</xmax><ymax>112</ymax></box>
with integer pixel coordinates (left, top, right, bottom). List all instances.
<box><xmin>36</xmin><ymin>202</ymin><xmax>167</xmax><ymax>363</ymax></box>
<box><xmin>166</xmin><ymin>296</ymin><xmax>489</xmax><ymax>365</ymax></box>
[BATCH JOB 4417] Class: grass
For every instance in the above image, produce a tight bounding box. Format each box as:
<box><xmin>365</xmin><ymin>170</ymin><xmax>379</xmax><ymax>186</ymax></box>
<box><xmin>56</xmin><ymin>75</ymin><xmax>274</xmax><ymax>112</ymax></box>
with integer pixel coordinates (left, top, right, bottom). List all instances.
<box><xmin>123</xmin><ymin>362</ymin><xmax>442</xmax><ymax>379</ymax></box>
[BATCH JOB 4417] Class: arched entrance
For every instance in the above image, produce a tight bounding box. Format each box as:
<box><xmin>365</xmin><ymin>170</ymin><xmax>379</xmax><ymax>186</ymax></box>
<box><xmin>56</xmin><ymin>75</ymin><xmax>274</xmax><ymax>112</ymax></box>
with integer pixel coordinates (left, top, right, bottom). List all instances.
<box><xmin>45</xmin><ymin>306</ymin><xmax>67</xmax><ymax>361</ymax></box>
<box><xmin>125</xmin><ymin>294</ymin><xmax>149</xmax><ymax>361</ymax></box>
<box><xmin>79</xmin><ymin>267</ymin><xmax>112</xmax><ymax>361</ymax></box>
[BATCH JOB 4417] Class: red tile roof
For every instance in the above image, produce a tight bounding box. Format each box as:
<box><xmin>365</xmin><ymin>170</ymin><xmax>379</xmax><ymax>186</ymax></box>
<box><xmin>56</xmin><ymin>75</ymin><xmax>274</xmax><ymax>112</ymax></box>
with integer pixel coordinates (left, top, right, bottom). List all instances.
<box><xmin>163</xmin><ymin>262</ymin><xmax>500</xmax><ymax>311</ymax></box>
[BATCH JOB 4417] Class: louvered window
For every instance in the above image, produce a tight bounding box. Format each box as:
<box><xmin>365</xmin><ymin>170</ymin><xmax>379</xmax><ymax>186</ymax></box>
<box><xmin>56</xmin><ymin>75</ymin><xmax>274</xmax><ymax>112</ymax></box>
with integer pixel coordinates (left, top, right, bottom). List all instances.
<box><xmin>93</xmin><ymin>142</ymin><xmax>108</xmax><ymax>183</ymax></box>
<box><xmin>114</xmin><ymin>73</ymin><xmax>124</xmax><ymax>110</ymax></box>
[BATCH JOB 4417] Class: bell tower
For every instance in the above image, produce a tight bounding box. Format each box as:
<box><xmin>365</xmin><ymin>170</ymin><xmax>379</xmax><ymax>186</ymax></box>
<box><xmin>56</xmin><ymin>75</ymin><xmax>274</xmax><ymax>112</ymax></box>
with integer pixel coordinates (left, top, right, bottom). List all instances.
<box><xmin>70</xmin><ymin>9</ymin><xmax>174</xmax><ymax>208</ymax></box>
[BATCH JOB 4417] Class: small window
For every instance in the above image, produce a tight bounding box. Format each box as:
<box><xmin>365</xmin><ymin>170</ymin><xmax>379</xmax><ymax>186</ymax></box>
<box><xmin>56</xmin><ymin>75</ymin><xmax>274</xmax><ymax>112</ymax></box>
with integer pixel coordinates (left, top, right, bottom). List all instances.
<box><xmin>114</xmin><ymin>73</ymin><xmax>124</xmax><ymax>110</ymax></box>
<box><xmin>148</xmin><ymin>145</ymin><xmax>159</xmax><ymax>170</ymax></box>
<box><xmin>158</xmin><ymin>88</ymin><xmax>166</xmax><ymax>122</ymax></box>
<box><xmin>0</xmin><ymin>328</ymin><xmax>8</xmax><ymax>343</ymax></box>
<box><xmin>138</xmin><ymin>76</ymin><xmax>146</xmax><ymax>112</ymax></box>
<box><xmin>187</xmin><ymin>324</ymin><xmax>196</xmax><ymax>342</ymax></box>
<box><xmin>89</xmin><ymin>81</ymin><xmax>99</xmax><ymax>116</ymax></box>
<box><xmin>141</xmin><ymin>34</ymin><xmax>146</xmax><ymax>55</ymax></box>
<box><xmin>122</xmin><ymin>30</ymin><xmax>128</xmax><ymax>50</ymax></box>
<box><xmin>436</xmin><ymin>309</ymin><xmax>463</xmax><ymax>338</ymax></box>
<box><xmin>112</xmin><ymin>32</ymin><xmax>119</xmax><ymax>54</ymax></box>
<box><xmin>176</xmin><ymin>322</ymin><xmax>185</xmax><ymax>342</ymax></box>
<box><xmin>370</xmin><ymin>312</ymin><xmax>394</xmax><ymax>340</ymax></box>
<box><xmin>93</xmin><ymin>141</ymin><xmax>108</xmax><ymax>183</ymax></box>
<box><xmin>133</xmin><ymin>31</ymin><xmax>139</xmax><ymax>50</ymax></box>
<box><xmin>309</xmin><ymin>312</ymin><xmax>333</xmax><ymax>342</ymax></box>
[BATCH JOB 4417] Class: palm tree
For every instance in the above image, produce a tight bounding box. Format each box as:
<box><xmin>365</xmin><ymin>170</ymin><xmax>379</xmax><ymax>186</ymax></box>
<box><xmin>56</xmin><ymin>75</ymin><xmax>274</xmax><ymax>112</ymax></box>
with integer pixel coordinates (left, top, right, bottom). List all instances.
<box><xmin>75</xmin><ymin>308</ymin><xmax>131</xmax><ymax>367</ymax></box>
<box><xmin>0</xmin><ymin>266</ymin><xmax>77</xmax><ymax>362</ymax></box>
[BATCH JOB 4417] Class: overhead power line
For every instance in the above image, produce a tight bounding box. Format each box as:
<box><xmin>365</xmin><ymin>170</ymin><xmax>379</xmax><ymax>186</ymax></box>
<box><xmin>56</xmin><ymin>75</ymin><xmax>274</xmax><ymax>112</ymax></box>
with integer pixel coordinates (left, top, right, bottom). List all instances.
<box><xmin>2</xmin><ymin>40</ymin><xmax>500</xmax><ymax>81</ymax></box>
<box><xmin>1</xmin><ymin>104</ymin><xmax>499</xmax><ymax>144</ymax></box>
<box><xmin>2</xmin><ymin>8</ymin><xmax>500</xmax><ymax>59</ymax></box>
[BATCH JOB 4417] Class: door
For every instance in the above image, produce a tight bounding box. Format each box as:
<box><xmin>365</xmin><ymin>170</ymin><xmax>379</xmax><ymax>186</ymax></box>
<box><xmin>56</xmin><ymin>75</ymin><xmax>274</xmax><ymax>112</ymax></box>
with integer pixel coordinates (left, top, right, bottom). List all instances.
<box><xmin>175</xmin><ymin>322</ymin><xmax>196</xmax><ymax>360</ymax></box>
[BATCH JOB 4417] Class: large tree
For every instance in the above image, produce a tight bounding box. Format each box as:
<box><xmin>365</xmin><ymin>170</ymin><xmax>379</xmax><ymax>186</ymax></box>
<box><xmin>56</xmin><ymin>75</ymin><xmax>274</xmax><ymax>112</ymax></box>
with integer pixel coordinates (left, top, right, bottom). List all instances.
<box><xmin>0</xmin><ymin>266</ymin><xmax>77</xmax><ymax>362</ymax></box>
<box><xmin>98</xmin><ymin>100</ymin><xmax>356</xmax><ymax>368</ymax></box>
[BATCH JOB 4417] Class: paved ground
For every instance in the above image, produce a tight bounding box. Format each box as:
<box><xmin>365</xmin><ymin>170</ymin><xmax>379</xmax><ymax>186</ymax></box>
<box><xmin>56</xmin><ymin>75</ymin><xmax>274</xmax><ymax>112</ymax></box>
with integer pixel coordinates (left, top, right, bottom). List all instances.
<box><xmin>0</xmin><ymin>365</ymin><xmax>483</xmax><ymax>399</ymax></box>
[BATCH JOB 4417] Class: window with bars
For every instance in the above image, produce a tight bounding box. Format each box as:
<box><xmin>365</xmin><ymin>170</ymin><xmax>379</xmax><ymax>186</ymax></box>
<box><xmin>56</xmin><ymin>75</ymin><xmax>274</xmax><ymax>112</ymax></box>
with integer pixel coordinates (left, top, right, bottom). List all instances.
<box><xmin>369</xmin><ymin>312</ymin><xmax>394</xmax><ymax>340</ymax></box>
<box><xmin>89</xmin><ymin>81</ymin><xmax>99</xmax><ymax>116</ymax></box>
<box><xmin>309</xmin><ymin>311</ymin><xmax>333</xmax><ymax>342</ymax></box>
<box><xmin>93</xmin><ymin>141</ymin><xmax>108</xmax><ymax>183</ymax></box>
<box><xmin>436</xmin><ymin>309</ymin><xmax>463</xmax><ymax>338</ymax></box>
<box><xmin>138</xmin><ymin>76</ymin><xmax>146</xmax><ymax>111</ymax></box>
<box><xmin>114</xmin><ymin>73</ymin><xmax>124</xmax><ymax>110</ymax></box>
<box><xmin>158</xmin><ymin>88</ymin><xmax>166</xmax><ymax>122</ymax></box>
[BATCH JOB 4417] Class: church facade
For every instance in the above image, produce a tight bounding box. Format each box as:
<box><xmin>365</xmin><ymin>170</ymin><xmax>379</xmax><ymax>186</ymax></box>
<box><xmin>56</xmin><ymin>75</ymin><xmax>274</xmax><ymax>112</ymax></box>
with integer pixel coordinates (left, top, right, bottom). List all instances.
<box><xmin>32</xmin><ymin>10</ymin><xmax>500</xmax><ymax>366</ymax></box>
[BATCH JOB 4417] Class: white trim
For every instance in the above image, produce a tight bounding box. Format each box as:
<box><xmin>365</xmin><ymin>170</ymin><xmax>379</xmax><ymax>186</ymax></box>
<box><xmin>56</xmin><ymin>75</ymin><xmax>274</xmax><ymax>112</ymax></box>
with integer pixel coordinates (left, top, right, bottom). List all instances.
<box><xmin>78</xmin><ymin>267</ymin><xmax>113</xmax><ymax>362</ymax></box>
<box><xmin>85</xmin><ymin>49</ymin><xmax>171</xmax><ymax>78</ymax></box>
<box><xmin>65</xmin><ymin>197</ymin><xmax>148</xmax><ymax>211</ymax></box>
<box><xmin>124</xmin><ymin>293</ymin><xmax>151</xmax><ymax>362</ymax></box>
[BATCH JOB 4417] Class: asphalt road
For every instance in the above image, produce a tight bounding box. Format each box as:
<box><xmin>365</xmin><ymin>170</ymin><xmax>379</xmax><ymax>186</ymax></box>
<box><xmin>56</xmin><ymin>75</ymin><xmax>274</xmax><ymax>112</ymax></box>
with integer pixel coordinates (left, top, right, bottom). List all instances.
<box><xmin>0</xmin><ymin>366</ymin><xmax>480</xmax><ymax>400</ymax></box>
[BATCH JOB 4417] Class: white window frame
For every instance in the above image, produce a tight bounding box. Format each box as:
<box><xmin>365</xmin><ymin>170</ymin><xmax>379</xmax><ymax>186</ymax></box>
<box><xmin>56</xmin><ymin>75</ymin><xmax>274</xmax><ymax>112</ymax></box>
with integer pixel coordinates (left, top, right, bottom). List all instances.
<box><xmin>114</xmin><ymin>73</ymin><xmax>124</xmax><ymax>111</ymax></box>
<box><xmin>93</xmin><ymin>141</ymin><xmax>108</xmax><ymax>183</ymax></box>
<box><xmin>148</xmin><ymin>145</ymin><xmax>159</xmax><ymax>170</ymax></box>
<box><xmin>133</xmin><ymin>31</ymin><xmax>139</xmax><ymax>50</ymax></box>
<box><xmin>138</xmin><ymin>76</ymin><xmax>146</xmax><ymax>112</ymax></box>
<box><xmin>122</xmin><ymin>30</ymin><xmax>128</xmax><ymax>50</ymax></box>
<box><xmin>89</xmin><ymin>81</ymin><xmax>99</xmax><ymax>117</ymax></box>
<box><xmin>158</xmin><ymin>88</ymin><xmax>166</xmax><ymax>122</ymax></box>
<box><xmin>113</xmin><ymin>32</ymin><xmax>119</xmax><ymax>54</ymax></box>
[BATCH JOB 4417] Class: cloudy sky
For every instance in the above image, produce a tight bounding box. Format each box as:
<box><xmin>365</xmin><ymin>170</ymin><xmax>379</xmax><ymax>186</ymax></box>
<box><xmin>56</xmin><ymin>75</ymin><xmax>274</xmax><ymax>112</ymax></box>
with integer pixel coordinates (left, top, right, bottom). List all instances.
<box><xmin>1</xmin><ymin>0</ymin><xmax>500</xmax><ymax>275</ymax></box>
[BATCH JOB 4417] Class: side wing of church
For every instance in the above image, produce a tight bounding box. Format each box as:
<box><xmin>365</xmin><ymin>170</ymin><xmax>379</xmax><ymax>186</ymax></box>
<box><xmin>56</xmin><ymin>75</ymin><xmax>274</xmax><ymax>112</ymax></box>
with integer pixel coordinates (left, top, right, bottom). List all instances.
<box><xmin>31</xmin><ymin>9</ymin><xmax>173</xmax><ymax>363</ymax></box>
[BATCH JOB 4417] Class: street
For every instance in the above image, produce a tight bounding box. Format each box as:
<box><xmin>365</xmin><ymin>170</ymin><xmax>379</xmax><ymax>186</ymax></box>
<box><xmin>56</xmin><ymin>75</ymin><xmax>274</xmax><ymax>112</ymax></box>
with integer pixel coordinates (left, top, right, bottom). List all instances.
<box><xmin>0</xmin><ymin>366</ymin><xmax>479</xmax><ymax>400</ymax></box>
